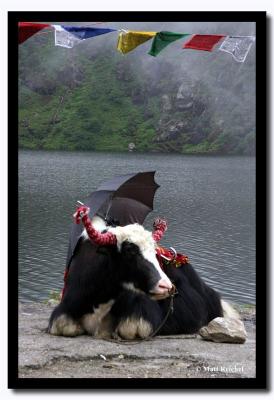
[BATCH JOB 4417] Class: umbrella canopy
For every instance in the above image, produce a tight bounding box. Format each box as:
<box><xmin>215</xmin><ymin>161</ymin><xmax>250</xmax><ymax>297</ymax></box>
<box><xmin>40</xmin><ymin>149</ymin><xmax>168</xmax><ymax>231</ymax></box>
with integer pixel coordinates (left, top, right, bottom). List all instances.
<box><xmin>66</xmin><ymin>171</ymin><xmax>160</xmax><ymax>267</ymax></box>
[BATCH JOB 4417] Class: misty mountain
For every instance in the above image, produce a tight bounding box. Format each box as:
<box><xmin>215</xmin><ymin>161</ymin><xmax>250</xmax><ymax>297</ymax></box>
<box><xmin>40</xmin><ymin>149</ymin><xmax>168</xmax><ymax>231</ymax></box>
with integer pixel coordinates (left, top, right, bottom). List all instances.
<box><xmin>18</xmin><ymin>21</ymin><xmax>255</xmax><ymax>154</ymax></box>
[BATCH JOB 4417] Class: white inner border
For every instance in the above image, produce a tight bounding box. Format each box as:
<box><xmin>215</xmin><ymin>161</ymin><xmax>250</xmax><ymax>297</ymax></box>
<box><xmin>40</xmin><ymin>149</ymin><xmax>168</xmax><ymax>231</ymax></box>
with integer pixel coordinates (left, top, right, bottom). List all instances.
<box><xmin>3</xmin><ymin>2</ymin><xmax>272</xmax><ymax>397</ymax></box>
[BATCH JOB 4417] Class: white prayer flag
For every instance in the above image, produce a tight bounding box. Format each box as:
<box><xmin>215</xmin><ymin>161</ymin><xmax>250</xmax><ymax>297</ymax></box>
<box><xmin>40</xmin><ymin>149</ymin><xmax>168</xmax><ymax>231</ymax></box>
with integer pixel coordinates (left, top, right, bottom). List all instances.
<box><xmin>218</xmin><ymin>36</ymin><xmax>255</xmax><ymax>63</ymax></box>
<box><xmin>53</xmin><ymin>25</ymin><xmax>81</xmax><ymax>48</ymax></box>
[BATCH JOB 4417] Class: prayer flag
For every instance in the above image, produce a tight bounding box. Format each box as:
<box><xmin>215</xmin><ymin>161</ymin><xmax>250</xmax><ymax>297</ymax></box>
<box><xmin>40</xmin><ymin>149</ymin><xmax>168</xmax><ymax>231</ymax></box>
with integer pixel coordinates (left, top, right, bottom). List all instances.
<box><xmin>53</xmin><ymin>25</ymin><xmax>116</xmax><ymax>48</ymax></box>
<box><xmin>117</xmin><ymin>31</ymin><xmax>156</xmax><ymax>54</ymax></box>
<box><xmin>218</xmin><ymin>36</ymin><xmax>255</xmax><ymax>62</ymax></box>
<box><xmin>61</xmin><ymin>26</ymin><xmax>116</xmax><ymax>40</ymax></box>
<box><xmin>53</xmin><ymin>25</ymin><xmax>81</xmax><ymax>48</ymax></box>
<box><xmin>149</xmin><ymin>31</ymin><xmax>190</xmax><ymax>56</ymax></box>
<box><xmin>183</xmin><ymin>34</ymin><xmax>225</xmax><ymax>52</ymax></box>
<box><xmin>18</xmin><ymin>22</ymin><xmax>50</xmax><ymax>44</ymax></box>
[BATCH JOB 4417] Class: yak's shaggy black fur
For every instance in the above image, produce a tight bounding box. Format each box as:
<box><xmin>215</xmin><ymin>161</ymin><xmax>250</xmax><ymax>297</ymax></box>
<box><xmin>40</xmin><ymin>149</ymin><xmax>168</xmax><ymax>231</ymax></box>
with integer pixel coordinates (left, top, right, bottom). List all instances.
<box><xmin>48</xmin><ymin>236</ymin><xmax>223</xmax><ymax>337</ymax></box>
<box><xmin>48</xmin><ymin>239</ymin><xmax>162</xmax><ymax>331</ymax></box>
<box><xmin>110</xmin><ymin>262</ymin><xmax>223</xmax><ymax>336</ymax></box>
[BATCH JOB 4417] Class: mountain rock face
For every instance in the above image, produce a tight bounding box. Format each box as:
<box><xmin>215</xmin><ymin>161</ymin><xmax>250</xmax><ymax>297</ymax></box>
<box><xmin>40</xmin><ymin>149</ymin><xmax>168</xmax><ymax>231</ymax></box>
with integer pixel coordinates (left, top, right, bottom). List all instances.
<box><xmin>18</xmin><ymin>22</ymin><xmax>255</xmax><ymax>155</ymax></box>
<box><xmin>155</xmin><ymin>78</ymin><xmax>207</xmax><ymax>146</ymax></box>
<box><xmin>152</xmin><ymin>75</ymin><xmax>222</xmax><ymax>153</ymax></box>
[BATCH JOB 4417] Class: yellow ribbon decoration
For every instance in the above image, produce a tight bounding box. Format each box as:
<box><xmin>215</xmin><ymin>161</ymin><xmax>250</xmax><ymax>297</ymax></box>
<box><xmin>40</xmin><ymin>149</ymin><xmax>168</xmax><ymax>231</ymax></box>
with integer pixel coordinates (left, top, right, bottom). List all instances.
<box><xmin>117</xmin><ymin>30</ymin><xmax>157</xmax><ymax>54</ymax></box>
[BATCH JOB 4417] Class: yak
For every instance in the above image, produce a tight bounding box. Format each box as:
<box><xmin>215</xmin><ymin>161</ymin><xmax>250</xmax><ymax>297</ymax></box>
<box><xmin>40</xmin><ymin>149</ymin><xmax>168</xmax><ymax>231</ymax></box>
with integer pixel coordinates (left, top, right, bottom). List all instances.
<box><xmin>48</xmin><ymin>207</ymin><xmax>235</xmax><ymax>340</ymax></box>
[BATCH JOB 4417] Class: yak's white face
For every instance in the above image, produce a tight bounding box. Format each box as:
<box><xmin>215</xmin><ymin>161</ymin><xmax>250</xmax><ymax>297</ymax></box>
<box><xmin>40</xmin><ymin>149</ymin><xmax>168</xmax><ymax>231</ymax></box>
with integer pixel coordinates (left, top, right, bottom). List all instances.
<box><xmin>82</xmin><ymin>216</ymin><xmax>173</xmax><ymax>297</ymax></box>
<box><xmin>108</xmin><ymin>223</ymin><xmax>173</xmax><ymax>297</ymax></box>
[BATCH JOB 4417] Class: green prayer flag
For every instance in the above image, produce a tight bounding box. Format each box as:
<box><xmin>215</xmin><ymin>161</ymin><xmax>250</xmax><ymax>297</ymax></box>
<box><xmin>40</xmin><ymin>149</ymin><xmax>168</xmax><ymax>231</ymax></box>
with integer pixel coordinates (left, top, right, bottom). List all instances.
<box><xmin>149</xmin><ymin>31</ymin><xmax>189</xmax><ymax>56</ymax></box>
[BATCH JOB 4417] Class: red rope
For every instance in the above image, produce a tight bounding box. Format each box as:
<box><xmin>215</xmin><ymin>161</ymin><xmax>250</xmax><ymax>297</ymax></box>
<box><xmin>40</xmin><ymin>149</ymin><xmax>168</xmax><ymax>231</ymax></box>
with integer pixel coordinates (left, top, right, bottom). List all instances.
<box><xmin>73</xmin><ymin>206</ymin><xmax>117</xmax><ymax>245</ymax></box>
<box><xmin>152</xmin><ymin>218</ymin><xmax>167</xmax><ymax>242</ymax></box>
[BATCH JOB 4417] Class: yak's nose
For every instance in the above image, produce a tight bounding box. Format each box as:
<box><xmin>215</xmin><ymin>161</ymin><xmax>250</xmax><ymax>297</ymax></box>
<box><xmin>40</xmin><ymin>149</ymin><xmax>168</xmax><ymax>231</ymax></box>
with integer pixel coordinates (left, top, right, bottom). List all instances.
<box><xmin>158</xmin><ymin>278</ymin><xmax>172</xmax><ymax>290</ymax></box>
<box><xmin>151</xmin><ymin>278</ymin><xmax>173</xmax><ymax>295</ymax></box>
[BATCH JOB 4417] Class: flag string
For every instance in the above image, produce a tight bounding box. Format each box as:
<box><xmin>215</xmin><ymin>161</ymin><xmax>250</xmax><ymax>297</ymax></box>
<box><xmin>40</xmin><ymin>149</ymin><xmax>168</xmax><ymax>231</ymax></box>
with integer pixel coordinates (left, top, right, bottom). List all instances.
<box><xmin>18</xmin><ymin>22</ymin><xmax>255</xmax><ymax>63</ymax></box>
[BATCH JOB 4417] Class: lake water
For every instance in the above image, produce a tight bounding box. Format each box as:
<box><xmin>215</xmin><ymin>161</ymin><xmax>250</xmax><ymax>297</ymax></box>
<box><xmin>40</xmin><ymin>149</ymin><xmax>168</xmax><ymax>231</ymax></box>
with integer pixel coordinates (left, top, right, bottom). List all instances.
<box><xmin>18</xmin><ymin>150</ymin><xmax>255</xmax><ymax>304</ymax></box>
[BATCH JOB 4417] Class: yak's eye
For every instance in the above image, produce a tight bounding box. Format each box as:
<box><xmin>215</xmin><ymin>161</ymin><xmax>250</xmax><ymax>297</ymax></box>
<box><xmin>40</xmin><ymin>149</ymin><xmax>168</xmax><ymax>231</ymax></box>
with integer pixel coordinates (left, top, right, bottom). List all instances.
<box><xmin>121</xmin><ymin>241</ymin><xmax>140</xmax><ymax>257</ymax></box>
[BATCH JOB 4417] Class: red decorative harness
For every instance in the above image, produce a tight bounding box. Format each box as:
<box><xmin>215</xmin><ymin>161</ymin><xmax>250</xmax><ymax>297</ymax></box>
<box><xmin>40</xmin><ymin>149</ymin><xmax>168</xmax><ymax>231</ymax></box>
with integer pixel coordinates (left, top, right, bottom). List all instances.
<box><xmin>60</xmin><ymin>269</ymin><xmax>69</xmax><ymax>301</ymax></box>
<box><xmin>152</xmin><ymin>218</ymin><xmax>189</xmax><ymax>269</ymax></box>
<box><xmin>155</xmin><ymin>246</ymin><xmax>189</xmax><ymax>270</ymax></box>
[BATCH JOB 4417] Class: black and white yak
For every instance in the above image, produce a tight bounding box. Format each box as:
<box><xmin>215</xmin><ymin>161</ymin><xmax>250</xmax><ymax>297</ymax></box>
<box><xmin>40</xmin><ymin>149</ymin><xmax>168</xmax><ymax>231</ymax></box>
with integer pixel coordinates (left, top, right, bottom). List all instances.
<box><xmin>48</xmin><ymin>210</ymin><xmax>237</xmax><ymax>339</ymax></box>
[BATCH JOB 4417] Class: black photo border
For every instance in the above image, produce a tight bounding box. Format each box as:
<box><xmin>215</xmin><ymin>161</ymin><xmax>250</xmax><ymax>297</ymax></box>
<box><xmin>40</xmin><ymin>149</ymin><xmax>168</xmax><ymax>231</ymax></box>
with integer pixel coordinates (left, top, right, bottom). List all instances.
<box><xmin>8</xmin><ymin>10</ymin><xmax>267</xmax><ymax>390</ymax></box>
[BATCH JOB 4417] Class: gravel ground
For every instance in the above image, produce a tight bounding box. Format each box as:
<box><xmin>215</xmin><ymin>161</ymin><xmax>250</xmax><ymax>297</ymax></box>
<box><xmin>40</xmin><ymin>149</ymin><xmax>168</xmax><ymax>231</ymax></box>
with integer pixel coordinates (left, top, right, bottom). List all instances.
<box><xmin>18</xmin><ymin>302</ymin><xmax>256</xmax><ymax>379</ymax></box>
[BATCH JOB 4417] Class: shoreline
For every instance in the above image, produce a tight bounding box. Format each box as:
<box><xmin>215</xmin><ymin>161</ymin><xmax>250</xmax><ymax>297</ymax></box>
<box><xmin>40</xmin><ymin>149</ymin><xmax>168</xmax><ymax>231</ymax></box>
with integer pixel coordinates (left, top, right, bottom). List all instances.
<box><xmin>18</xmin><ymin>302</ymin><xmax>256</xmax><ymax>379</ymax></box>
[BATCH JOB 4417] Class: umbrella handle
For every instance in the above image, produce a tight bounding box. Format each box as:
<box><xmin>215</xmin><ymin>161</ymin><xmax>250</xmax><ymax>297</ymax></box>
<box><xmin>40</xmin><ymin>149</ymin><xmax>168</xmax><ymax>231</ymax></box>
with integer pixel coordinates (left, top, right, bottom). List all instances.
<box><xmin>104</xmin><ymin>194</ymin><xmax>114</xmax><ymax>222</ymax></box>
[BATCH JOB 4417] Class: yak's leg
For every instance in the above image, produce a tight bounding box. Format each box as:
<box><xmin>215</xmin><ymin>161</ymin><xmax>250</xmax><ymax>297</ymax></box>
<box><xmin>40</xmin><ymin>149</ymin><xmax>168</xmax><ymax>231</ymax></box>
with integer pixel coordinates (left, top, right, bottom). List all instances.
<box><xmin>48</xmin><ymin>303</ymin><xmax>84</xmax><ymax>337</ymax></box>
<box><xmin>116</xmin><ymin>316</ymin><xmax>153</xmax><ymax>340</ymax></box>
<box><xmin>111</xmin><ymin>290</ymin><xmax>162</xmax><ymax>340</ymax></box>
<box><xmin>80</xmin><ymin>300</ymin><xmax>115</xmax><ymax>337</ymax></box>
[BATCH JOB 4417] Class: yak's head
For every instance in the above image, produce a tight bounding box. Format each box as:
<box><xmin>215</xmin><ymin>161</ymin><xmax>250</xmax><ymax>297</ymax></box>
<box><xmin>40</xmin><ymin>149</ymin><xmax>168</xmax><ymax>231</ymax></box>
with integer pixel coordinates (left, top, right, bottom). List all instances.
<box><xmin>86</xmin><ymin>216</ymin><xmax>173</xmax><ymax>299</ymax></box>
<box><xmin>109</xmin><ymin>224</ymin><xmax>173</xmax><ymax>298</ymax></box>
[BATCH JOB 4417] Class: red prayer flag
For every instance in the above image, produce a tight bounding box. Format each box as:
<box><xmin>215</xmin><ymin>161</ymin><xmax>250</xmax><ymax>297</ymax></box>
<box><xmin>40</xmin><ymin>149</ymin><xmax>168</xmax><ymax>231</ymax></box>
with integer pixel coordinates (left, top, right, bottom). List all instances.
<box><xmin>18</xmin><ymin>22</ymin><xmax>51</xmax><ymax>44</ymax></box>
<box><xmin>183</xmin><ymin>34</ymin><xmax>225</xmax><ymax>52</ymax></box>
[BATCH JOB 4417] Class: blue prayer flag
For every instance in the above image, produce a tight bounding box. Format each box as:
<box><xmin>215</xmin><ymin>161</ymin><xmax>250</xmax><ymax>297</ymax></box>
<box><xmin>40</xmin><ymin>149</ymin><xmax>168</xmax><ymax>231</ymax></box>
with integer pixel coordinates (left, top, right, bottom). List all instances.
<box><xmin>61</xmin><ymin>26</ymin><xmax>116</xmax><ymax>40</ymax></box>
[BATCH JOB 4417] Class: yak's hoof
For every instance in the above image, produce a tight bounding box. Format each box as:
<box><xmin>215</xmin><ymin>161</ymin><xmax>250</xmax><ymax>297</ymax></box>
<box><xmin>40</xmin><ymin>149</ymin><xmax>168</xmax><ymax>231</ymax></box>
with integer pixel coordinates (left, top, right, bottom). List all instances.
<box><xmin>115</xmin><ymin>317</ymin><xmax>153</xmax><ymax>340</ymax></box>
<box><xmin>49</xmin><ymin>314</ymin><xmax>84</xmax><ymax>337</ymax></box>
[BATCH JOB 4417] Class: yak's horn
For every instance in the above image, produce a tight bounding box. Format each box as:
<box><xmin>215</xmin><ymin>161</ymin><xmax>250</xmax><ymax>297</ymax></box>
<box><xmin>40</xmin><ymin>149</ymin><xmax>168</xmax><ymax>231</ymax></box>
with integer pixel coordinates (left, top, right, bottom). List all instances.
<box><xmin>85</xmin><ymin>221</ymin><xmax>117</xmax><ymax>246</ymax></box>
<box><xmin>152</xmin><ymin>218</ymin><xmax>167</xmax><ymax>242</ymax></box>
<box><xmin>74</xmin><ymin>205</ymin><xmax>117</xmax><ymax>246</ymax></box>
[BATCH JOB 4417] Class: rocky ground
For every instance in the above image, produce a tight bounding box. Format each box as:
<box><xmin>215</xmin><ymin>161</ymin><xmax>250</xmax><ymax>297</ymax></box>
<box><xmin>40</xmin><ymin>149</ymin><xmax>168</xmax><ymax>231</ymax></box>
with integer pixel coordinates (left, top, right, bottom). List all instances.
<box><xmin>18</xmin><ymin>302</ymin><xmax>255</xmax><ymax>379</ymax></box>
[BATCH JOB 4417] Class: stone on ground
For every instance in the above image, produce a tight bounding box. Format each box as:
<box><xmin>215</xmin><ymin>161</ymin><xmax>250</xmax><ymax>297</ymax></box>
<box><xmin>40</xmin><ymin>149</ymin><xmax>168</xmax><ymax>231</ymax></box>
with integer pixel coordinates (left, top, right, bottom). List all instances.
<box><xmin>199</xmin><ymin>317</ymin><xmax>247</xmax><ymax>344</ymax></box>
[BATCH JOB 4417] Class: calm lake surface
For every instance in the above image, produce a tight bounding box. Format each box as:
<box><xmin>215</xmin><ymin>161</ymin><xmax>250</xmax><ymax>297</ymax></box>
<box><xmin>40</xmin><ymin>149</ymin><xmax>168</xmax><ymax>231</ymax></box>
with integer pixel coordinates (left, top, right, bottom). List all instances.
<box><xmin>19</xmin><ymin>150</ymin><xmax>255</xmax><ymax>304</ymax></box>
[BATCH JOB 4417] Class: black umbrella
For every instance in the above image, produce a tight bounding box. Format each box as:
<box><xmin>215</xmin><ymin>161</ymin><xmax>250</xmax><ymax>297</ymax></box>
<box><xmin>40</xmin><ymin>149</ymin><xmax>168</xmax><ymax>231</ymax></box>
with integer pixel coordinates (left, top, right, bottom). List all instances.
<box><xmin>66</xmin><ymin>171</ymin><xmax>160</xmax><ymax>267</ymax></box>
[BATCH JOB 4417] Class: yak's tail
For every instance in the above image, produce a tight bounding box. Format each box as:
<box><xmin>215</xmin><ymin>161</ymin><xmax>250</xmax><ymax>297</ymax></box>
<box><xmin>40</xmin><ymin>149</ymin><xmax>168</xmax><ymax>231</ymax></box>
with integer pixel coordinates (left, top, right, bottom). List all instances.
<box><xmin>221</xmin><ymin>300</ymin><xmax>240</xmax><ymax>319</ymax></box>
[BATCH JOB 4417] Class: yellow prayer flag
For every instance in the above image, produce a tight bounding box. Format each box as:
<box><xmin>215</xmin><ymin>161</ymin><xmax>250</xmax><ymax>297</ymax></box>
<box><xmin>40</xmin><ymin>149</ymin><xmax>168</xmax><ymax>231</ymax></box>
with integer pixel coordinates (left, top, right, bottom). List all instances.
<box><xmin>117</xmin><ymin>31</ymin><xmax>157</xmax><ymax>54</ymax></box>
